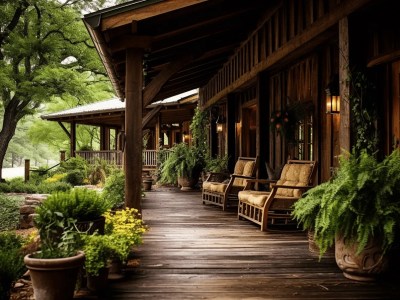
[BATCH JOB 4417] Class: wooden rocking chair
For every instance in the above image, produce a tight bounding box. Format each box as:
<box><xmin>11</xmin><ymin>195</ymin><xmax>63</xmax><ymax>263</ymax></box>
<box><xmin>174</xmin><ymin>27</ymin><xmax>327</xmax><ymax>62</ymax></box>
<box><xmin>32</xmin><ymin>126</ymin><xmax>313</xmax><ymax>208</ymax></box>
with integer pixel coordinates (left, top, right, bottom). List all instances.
<box><xmin>237</xmin><ymin>160</ymin><xmax>317</xmax><ymax>231</ymax></box>
<box><xmin>202</xmin><ymin>156</ymin><xmax>258</xmax><ymax>210</ymax></box>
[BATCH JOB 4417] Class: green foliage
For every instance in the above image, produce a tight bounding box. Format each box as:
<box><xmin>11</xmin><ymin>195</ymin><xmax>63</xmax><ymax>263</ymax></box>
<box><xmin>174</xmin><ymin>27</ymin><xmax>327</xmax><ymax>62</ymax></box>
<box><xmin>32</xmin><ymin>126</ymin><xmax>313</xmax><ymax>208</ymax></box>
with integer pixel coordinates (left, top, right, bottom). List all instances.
<box><xmin>37</xmin><ymin>181</ymin><xmax>72</xmax><ymax>194</ymax></box>
<box><xmin>293</xmin><ymin>150</ymin><xmax>400</xmax><ymax>256</ymax></box>
<box><xmin>347</xmin><ymin>71</ymin><xmax>379</xmax><ymax>154</ymax></box>
<box><xmin>205</xmin><ymin>154</ymin><xmax>229</xmax><ymax>173</ymax></box>
<box><xmin>102</xmin><ymin>169</ymin><xmax>125</xmax><ymax>209</ymax></box>
<box><xmin>65</xmin><ymin>170</ymin><xmax>85</xmax><ymax>186</ymax></box>
<box><xmin>0</xmin><ymin>194</ymin><xmax>24</xmax><ymax>231</ymax></box>
<box><xmin>0</xmin><ymin>232</ymin><xmax>25</xmax><ymax>300</ymax></box>
<box><xmin>82</xmin><ymin>234</ymin><xmax>117</xmax><ymax>276</ymax></box>
<box><xmin>34</xmin><ymin>213</ymin><xmax>83</xmax><ymax>259</ymax></box>
<box><xmin>160</xmin><ymin>143</ymin><xmax>203</xmax><ymax>185</ymax></box>
<box><xmin>0</xmin><ymin>177</ymin><xmax>72</xmax><ymax>194</ymax></box>
<box><xmin>86</xmin><ymin>159</ymin><xmax>112</xmax><ymax>186</ymax></box>
<box><xmin>59</xmin><ymin>157</ymin><xmax>88</xmax><ymax>176</ymax></box>
<box><xmin>189</xmin><ymin>106</ymin><xmax>209</xmax><ymax>162</ymax></box>
<box><xmin>0</xmin><ymin>0</ymin><xmax>114</xmax><ymax>177</ymax></box>
<box><xmin>35</xmin><ymin>188</ymin><xmax>111</xmax><ymax>224</ymax></box>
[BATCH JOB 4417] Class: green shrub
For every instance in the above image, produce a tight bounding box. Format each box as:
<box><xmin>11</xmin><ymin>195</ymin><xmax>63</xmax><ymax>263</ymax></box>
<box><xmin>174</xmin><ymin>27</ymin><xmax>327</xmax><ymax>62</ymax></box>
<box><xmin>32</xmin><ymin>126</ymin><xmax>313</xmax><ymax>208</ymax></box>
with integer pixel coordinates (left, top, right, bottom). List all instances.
<box><xmin>35</xmin><ymin>188</ymin><xmax>111</xmax><ymax>223</ymax></box>
<box><xmin>0</xmin><ymin>232</ymin><xmax>25</xmax><ymax>300</ymax></box>
<box><xmin>6</xmin><ymin>178</ymin><xmax>37</xmax><ymax>193</ymax></box>
<box><xmin>0</xmin><ymin>182</ymin><xmax>11</xmax><ymax>193</ymax></box>
<box><xmin>65</xmin><ymin>170</ymin><xmax>85</xmax><ymax>186</ymax></box>
<box><xmin>59</xmin><ymin>157</ymin><xmax>88</xmax><ymax>173</ymax></box>
<box><xmin>36</xmin><ymin>181</ymin><xmax>72</xmax><ymax>194</ymax></box>
<box><xmin>0</xmin><ymin>194</ymin><xmax>24</xmax><ymax>231</ymax></box>
<box><xmin>102</xmin><ymin>170</ymin><xmax>125</xmax><ymax>209</ymax></box>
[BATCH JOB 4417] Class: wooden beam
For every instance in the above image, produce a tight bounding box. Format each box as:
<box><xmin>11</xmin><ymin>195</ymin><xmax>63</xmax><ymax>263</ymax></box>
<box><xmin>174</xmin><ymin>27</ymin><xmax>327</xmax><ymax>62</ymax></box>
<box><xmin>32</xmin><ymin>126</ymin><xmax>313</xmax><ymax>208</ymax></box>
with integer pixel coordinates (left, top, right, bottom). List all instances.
<box><xmin>202</xmin><ymin>0</ymin><xmax>375</xmax><ymax>109</ymax></box>
<box><xmin>58</xmin><ymin>121</ymin><xmax>71</xmax><ymax>139</ymax></box>
<box><xmin>109</xmin><ymin>35</ymin><xmax>153</xmax><ymax>53</ymax></box>
<box><xmin>142</xmin><ymin>105</ymin><xmax>163</xmax><ymax>128</ymax></box>
<box><xmin>70</xmin><ymin>122</ymin><xmax>76</xmax><ymax>157</ymax></box>
<box><xmin>143</xmin><ymin>56</ymin><xmax>192</xmax><ymax>107</ymax></box>
<box><xmin>125</xmin><ymin>48</ymin><xmax>143</xmax><ymax>211</ymax></box>
<box><xmin>339</xmin><ymin>17</ymin><xmax>350</xmax><ymax>152</ymax></box>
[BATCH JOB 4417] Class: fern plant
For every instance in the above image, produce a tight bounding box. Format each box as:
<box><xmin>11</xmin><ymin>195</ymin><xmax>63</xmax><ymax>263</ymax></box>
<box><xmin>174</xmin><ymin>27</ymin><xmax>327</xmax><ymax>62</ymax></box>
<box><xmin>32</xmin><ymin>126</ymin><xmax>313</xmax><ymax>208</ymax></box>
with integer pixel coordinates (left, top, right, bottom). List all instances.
<box><xmin>159</xmin><ymin>143</ymin><xmax>204</xmax><ymax>185</ymax></box>
<box><xmin>293</xmin><ymin>149</ymin><xmax>400</xmax><ymax>256</ymax></box>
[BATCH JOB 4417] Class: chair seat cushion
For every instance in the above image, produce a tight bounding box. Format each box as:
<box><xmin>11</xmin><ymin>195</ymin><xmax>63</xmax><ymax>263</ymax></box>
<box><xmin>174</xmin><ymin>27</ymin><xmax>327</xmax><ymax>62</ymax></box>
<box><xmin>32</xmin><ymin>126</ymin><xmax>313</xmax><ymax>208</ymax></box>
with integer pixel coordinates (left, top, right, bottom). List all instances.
<box><xmin>239</xmin><ymin>190</ymin><xmax>297</xmax><ymax>208</ymax></box>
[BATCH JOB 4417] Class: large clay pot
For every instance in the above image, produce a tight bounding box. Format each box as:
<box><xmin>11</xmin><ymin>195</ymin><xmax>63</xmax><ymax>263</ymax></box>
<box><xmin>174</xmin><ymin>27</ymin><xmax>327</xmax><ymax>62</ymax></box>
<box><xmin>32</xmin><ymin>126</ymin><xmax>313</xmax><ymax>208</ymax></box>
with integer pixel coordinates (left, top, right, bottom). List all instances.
<box><xmin>335</xmin><ymin>235</ymin><xmax>389</xmax><ymax>281</ymax></box>
<box><xmin>24</xmin><ymin>251</ymin><xmax>85</xmax><ymax>300</ymax></box>
<box><xmin>178</xmin><ymin>176</ymin><xmax>198</xmax><ymax>191</ymax></box>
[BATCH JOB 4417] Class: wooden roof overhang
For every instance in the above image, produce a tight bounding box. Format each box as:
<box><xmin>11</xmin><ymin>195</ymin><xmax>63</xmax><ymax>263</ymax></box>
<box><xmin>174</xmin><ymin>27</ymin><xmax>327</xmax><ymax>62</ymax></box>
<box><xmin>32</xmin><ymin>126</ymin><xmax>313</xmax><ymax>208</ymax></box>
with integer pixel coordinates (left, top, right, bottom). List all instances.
<box><xmin>83</xmin><ymin>0</ymin><xmax>276</xmax><ymax>105</ymax></box>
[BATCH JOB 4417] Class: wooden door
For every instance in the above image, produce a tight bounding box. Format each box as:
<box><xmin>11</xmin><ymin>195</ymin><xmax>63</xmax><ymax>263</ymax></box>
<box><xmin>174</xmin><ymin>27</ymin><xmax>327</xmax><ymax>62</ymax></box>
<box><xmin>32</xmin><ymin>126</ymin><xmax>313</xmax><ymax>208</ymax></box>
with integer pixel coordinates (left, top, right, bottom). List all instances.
<box><xmin>392</xmin><ymin>61</ymin><xmax>400</xmax><ymax>148</ymax></box>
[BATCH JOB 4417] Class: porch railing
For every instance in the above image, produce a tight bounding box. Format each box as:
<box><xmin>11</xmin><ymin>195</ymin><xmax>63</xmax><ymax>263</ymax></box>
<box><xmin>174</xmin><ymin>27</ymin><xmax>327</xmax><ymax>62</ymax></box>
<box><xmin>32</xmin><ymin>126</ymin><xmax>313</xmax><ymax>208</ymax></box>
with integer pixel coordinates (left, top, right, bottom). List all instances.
<box><xmin>75</xmin><ymin>150</ymin><xmax>123</xmax><ymax>166</ymax></box>
<box><xmin>75</xmin><ymin>149</ymin><xmax>171</xmax><ymax>170</ymax></box>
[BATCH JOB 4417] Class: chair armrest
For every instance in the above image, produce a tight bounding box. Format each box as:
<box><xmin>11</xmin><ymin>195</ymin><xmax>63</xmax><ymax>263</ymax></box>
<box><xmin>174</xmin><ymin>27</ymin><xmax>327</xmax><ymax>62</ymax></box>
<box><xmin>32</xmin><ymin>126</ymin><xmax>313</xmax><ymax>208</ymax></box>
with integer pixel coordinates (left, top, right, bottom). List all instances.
<box><xmin>231</xmin><ymin>174</ymin><xmax>256</xmax><ymax>180</ymax></box>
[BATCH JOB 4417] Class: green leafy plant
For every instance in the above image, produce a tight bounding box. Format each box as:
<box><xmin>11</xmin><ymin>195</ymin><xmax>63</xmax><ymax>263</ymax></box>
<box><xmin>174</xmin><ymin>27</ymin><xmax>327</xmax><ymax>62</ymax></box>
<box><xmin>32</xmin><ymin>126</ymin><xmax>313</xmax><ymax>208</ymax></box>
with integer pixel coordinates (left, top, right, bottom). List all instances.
<box><xmin>205</xmin><ymin>154</ymin><xmax>229</xmax><ymax>173</ymax></box>
<box><xmin>0</xmin><ymin>194</ymin><xmax>24</xmax><ymax>231</ymax></box>
<box><xmin>102</xmin><ymin>169</ymin><xmax>125</xmax><ymax>209</ymax></box>
<box><xmin>293</xmin><ymin>149</ymin><xmax>400</xmax><ymax>256</ymax></box>
<box><xmin>65</xmin><ymin>170</ymin><xmax>85</xmax><ymax>186</ymax></box>
<box><xmin>0</xmin><ymin>232</ymin><xmax>26</xmax><ymax>300</ymax></box>
<box><xmin>160</xmin><ymin>143</ymin><xmax>204</xmax><ymax>185</ymax></box>
<box><xmin>82</xmin><ymin>234</ymin><xmax>117</xmax><ymax>276</ymax></box>
<box><xmin>34</xmin><ymin>213</ymin><xmax>83</xmax><ymax>259</ymax></box>
<box><xmin>346</xmin><ymin>71</ymin><xmax>379</xmax><ymax>155</ymax></box>
<box><xmin>189</xmin><ymin>106</ymin><xmax>209</xmax><ymax>162</ymax></box>
<box><xmin>35</xmin><ymin>188</ymin><xmax>111</xmax><ymax>223</ymax></box>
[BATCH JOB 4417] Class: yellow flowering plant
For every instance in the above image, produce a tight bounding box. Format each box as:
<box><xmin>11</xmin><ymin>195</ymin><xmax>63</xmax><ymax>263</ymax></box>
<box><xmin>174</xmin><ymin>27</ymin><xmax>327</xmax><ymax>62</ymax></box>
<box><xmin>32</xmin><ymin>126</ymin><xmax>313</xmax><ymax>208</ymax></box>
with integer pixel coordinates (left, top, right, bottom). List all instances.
<box><xmin>103</xmin><ymin>208</ymin><xmax>148</xmax><ymax>262</ymax></box>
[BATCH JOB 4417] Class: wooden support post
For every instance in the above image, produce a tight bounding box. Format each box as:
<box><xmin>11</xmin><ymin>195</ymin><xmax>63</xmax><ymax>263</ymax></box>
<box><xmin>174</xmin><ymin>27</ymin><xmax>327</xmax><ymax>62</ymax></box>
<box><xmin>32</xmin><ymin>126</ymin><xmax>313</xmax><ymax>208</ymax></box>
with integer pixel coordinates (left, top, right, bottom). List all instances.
<box><xmin>256</xmin><ymin>73</ymin><xmax>269</xmax><ymax>179</ymax></box>
<box><xmin>60</xmin><ymin>150</ymin><xmax>66</xmax><ymax>162</ymax></box>
<box><xmin>24</xmin><ymin>159</ymin><xmax>30</xmax><ymax>182</ymax></box>
<box><xmin>339</xmin><ymin>17</ymin><xmax>350</xmax><ymax>152</ymax></box>
<box><xmin>70</xmin><ymin>122</ymin><xmax>76</xmax><ymax>157</ymax></box>
<box><xmin>125</xmin><ymin>48</ymin><xmax>143</xmax><ymax>211</ymax></box>
<box><xmin>226</xmin><ymin>94</ymin><xmax>236</xmax><ymax>172</ymax></box>
<box><xmin>210</xmin><ymin>109</ymin><xmax>218</xmax><ymax>157</ymax></box>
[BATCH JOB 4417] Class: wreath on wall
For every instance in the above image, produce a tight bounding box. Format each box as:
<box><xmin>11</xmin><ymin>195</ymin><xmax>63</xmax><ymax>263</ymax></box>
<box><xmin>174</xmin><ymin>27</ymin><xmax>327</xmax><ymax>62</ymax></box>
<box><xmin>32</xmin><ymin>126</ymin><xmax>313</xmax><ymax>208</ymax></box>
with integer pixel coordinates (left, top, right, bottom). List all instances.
<box><xmin>270</xmin><ymin>100</ymin><xmax>314</xmax><ymax>142</ymax></box>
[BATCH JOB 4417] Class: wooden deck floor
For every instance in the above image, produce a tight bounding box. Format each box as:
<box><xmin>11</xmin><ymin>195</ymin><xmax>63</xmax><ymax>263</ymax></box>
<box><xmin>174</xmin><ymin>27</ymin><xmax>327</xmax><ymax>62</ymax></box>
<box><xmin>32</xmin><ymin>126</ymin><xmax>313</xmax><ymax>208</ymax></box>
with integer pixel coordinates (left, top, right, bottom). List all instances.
<box><xmin>103</xmin><ymin>188</ymin><xmax>400</xmax><ymax>300</ymax></box>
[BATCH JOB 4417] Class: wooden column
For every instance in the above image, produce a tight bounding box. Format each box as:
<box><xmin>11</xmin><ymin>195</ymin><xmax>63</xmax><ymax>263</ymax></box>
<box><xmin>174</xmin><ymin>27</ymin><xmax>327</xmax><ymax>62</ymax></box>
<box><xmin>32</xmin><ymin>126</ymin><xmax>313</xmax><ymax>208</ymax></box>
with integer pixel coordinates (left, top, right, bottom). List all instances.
<box><xmin>100</xmin><ymin>126</ymin><xmax>111</xmax><ymax>151</ymax></box>
<box><xmin>24</xmin><ymin>159</ymin><xmax>30</xmax><ymax>182</ymax></box>
<box><xmin>125</xmin><ymin>48</ymin><xmax>143</xmax><ymax>211</ymax></box>
<box><xmin>226</xmin><ymin>94</ymin><xmax>236</xmax><ymax>172</ymax></box>
<box><xmin>210</xmin><ymin>109</ymin><xmax>218</xmax><ymax>157</ymax></box>
<box><xmin>60</xmin><ymin>151</ymin><xmax>66</xmax><ymax>162</ymax></box>
<box><xmin>70</xmin><ymin>122</ymin><xmax>76</xmax><ymax>157</ymax></box>
<box><xmin>339</xmin><ymin>18</ymin><xmax>350</xmax><ymax>152</ymax></box>
<box><xmin>256</xmin><ymin>73</ymin><xmax>269</xmax><ymax>179</ymax></box>
<box><xmin>155</xmin><ymin>115</ymin><xmax>161</xmax><ymax>150</ymax></box>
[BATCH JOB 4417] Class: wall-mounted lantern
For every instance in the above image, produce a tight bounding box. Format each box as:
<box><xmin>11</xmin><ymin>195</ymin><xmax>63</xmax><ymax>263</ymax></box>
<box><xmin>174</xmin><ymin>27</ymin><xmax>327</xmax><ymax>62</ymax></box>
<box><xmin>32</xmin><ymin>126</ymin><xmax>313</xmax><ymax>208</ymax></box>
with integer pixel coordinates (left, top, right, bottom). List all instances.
<box><xmin>216</xmin><ymin>115</ymin><xmax>225</xmax><ymax>133</ymax></box>
<box><xmin>326</xmin><ymin>75</ymin><xmax>340</xmax><ymax>114</ymax></box>
<box><xmin>183</xmin><ymin>131</ymin><xmax>190</xmax><ymax>143</ymax></box>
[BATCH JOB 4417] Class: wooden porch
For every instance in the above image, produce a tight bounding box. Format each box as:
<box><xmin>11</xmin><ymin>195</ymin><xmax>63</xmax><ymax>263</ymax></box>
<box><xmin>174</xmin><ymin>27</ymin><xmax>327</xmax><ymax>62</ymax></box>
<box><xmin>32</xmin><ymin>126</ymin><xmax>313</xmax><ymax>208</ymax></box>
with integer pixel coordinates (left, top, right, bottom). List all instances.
<box><xmin>99</xmin><ymin>189</ymin><xmax>400</xmax><ymax>299</ymax></box>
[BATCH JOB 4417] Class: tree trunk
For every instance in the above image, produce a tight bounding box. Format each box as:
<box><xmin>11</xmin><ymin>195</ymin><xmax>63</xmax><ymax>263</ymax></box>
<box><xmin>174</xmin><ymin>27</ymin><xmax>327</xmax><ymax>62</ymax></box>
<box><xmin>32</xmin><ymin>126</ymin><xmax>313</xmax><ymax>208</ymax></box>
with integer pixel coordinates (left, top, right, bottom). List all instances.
<box><xmin>0</xmin><ymin>103</ymin><xmax>20</xmax><ymax>181</ymax></box>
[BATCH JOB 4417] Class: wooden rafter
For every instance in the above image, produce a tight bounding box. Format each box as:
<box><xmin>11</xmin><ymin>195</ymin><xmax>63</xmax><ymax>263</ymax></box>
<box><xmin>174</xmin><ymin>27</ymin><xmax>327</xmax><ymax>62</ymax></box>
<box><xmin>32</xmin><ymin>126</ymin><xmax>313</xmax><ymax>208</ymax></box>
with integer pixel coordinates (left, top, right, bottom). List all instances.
<box><xmin>142</xmin><ymin>105</ymin><xmax>163</xmax><ymax>128</ymax></box>
<box><xmin>143</xmin><ymin>55</ymin><xmax>193</xmax><ymax>106</ymax></box>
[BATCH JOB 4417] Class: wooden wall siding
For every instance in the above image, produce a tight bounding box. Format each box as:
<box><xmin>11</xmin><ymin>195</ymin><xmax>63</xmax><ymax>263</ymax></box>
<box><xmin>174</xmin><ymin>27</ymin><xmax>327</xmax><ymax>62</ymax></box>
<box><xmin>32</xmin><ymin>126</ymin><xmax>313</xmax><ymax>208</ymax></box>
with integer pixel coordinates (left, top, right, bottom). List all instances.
<box><xmin>268</xmin><ymin>55</ymin><xmax>319</xmax><ymax>170</ymax></box>
<box><xmin>200</xmin><ymin>0</ymin><xmax>376</xmax><ymax>108</ymax></box>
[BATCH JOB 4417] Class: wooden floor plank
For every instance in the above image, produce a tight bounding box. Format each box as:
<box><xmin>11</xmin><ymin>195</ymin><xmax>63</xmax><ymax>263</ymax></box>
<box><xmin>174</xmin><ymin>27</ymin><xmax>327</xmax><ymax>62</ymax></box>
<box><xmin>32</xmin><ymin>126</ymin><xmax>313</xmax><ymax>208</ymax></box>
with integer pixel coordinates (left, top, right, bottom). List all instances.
<box><xmin>101</xmin><ymin>189</ymin><xmax>400</xmax><ymax>299</ymax></box>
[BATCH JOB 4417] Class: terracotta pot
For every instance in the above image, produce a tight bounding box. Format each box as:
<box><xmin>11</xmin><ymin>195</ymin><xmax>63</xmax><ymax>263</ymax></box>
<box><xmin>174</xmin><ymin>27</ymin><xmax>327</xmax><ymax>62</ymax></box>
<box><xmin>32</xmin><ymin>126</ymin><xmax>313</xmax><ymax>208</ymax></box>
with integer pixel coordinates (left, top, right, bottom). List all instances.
<box><xmin>335</xmin><ymin>235</ymin><xmax>389</xmax><ymax>281</ymax></box>
<box><xmin>87</xmin><ymin>267</ymin><xmax>109</xmax><ymax>292</ymax></box>
<box><xmin>24</xmin><ymin>251</ymin><xmax>85</xmax><ymax>300</ymax></box>
<box><xmin>177</xmin><ymin>176</ymin><xmax>198</xmax><ymax>191</ymax></box>
<box><xmin>143</xmin><ymin>179</ymin><xmax>153</xmax><ymax>191</ymax></box>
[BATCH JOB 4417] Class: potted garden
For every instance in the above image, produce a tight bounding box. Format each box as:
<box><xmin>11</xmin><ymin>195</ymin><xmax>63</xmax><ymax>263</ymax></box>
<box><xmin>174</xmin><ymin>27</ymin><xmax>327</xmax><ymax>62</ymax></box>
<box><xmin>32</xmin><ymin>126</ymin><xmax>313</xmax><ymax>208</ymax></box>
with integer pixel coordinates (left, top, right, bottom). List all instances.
<box><xmin>293</xmin><ymin>149</ymin><xmax>400</xmax><ymax>281</ymax></box>
<box><xmin>24</xmin><ymin>213</ymin><xmax>85</xmax><ymax>300</ymax></box>
<box><xmin>160</xmin><ymin>142</ymin><xmax>204</xmax><ymax>190</ymax></box>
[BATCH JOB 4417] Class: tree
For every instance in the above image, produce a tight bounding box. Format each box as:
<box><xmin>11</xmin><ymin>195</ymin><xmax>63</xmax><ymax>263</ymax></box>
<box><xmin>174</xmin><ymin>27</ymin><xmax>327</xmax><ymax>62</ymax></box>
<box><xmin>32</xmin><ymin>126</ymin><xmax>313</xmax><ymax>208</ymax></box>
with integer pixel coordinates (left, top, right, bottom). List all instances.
<box><xmin>0</xmin><ymin>0</ymin><xmax>112</xmax><ymax>180</ymax></box>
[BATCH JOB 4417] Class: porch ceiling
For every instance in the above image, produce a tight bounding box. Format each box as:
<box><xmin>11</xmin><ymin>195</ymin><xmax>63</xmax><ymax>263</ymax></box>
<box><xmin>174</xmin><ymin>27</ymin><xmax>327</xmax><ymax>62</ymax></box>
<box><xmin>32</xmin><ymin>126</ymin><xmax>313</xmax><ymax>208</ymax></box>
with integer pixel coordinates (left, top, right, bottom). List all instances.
<box><xmin>83</xmin><ymin>0</ymin><xmax>276</xmax><ymax>103</ymax></box>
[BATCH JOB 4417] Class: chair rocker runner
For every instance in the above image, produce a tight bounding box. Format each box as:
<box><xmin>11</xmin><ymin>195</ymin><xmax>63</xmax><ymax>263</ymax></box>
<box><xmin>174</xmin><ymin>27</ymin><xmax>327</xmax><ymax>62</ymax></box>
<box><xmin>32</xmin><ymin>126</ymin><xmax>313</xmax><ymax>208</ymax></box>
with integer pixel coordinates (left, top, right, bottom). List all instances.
<box><xmin>238</xmin><ymin>160</ymin><xmax>317</xmax><ymax>231</ymax></box>
<box><xmin>202</xmin><ymin>156</ymin><xmax>258</xmax><ymax>210</ymax></box>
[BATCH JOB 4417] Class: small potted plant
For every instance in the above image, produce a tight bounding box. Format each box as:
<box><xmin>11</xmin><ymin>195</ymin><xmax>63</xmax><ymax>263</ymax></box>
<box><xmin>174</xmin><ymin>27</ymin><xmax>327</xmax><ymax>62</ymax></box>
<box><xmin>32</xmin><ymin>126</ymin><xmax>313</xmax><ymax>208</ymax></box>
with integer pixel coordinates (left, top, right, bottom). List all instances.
<box><xmin>82</xmin><ymin>234</ymin><xmax>117</xmax><ymax>292</ymax></box>
<box><xmin>24</xmin><ymin>212</ymin><xmax>85</xmax><ymax>300</ymax></box>
<box><xmin>293</xmin><ymin>149</ymin><xmax>400</xmax><ymax>281</ymax></box>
